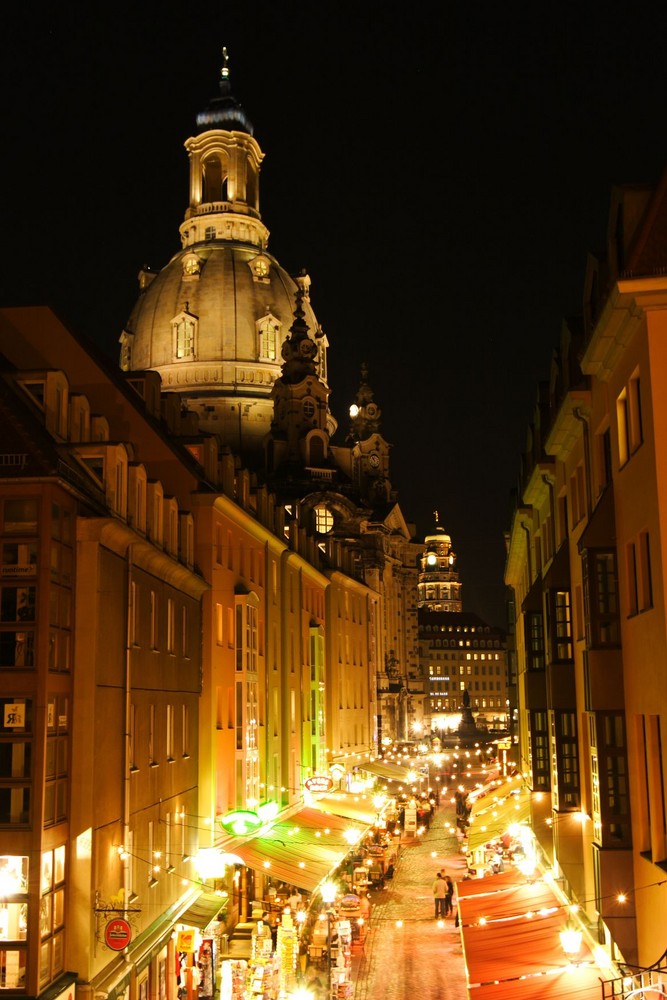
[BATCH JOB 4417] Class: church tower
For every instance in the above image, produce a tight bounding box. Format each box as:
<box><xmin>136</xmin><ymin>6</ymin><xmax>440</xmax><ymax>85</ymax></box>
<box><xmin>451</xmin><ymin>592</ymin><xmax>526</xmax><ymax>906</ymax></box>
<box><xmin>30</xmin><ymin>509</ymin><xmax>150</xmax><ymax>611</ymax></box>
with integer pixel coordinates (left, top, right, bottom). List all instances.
<box><xmin>118</xmin><ymin>50</ymin><xmax>333</xmax><ymax>462</ymax></box>
<box><xmin>417</xmin><ymin>514</ymin><xmax>463</xmax><ymax>611</ymax></box>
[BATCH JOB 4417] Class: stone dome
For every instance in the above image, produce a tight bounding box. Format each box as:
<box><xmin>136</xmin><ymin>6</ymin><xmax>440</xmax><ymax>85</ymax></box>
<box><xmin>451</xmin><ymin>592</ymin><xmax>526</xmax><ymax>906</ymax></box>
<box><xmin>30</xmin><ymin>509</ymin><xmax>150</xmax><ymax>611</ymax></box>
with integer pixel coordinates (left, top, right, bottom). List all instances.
<box><xmin>119</xmin><ymin>57</ymin><xmax>329</xmax><ymax>461</ymax></box>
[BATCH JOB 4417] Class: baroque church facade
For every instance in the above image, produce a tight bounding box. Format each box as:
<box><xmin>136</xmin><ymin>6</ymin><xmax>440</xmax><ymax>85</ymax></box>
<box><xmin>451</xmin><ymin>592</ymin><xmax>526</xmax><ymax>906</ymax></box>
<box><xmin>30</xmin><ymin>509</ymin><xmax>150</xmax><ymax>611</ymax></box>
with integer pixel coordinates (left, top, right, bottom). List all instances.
<box><xmin>0</xmin><ymin>54</ymin><xmax>423</xmax><ymax>1000</ymax></box>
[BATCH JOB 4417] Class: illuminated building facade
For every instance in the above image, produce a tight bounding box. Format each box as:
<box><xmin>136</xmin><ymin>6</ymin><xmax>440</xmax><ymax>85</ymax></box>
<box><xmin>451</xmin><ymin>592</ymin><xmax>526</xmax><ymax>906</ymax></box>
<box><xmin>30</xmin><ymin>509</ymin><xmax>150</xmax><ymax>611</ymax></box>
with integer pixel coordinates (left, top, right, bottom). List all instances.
<box><xmin>417</xmin><ymin>520</ymin><xmax>508</xmax><ymax>738</ymax></box>
<box><xmin>0</xmin><ymin>54</ymin><xmax>422</xmax><ymax>1000</ymax></box>
<box><xmin>505</xmin><ymin>169</ymin><xmax>667</xmax><ymax>969</ymax></box>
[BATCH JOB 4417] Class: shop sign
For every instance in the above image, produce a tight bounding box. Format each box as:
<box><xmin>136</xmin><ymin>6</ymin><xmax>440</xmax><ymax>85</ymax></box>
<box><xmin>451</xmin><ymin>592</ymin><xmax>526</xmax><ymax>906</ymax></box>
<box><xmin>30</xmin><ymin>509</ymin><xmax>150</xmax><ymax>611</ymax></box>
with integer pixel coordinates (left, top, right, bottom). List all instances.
<box><xmin>219</xmin><ymin>809</ymin><xmax>263</xmax><ymax>836</ymax></box>
<box><xmin>329</xmin><ymin>763</ymin><xmax>346</xmax><ymax>779</ymax></box>
<box><xmin>304</xmin><ymin>775</ymin><xmax>333</xmax><ymax>793</ymax></box>
<box><xmin>105</xmin><ymin>918</ymin><xmax>132</xmax><ymax>951</ymax></box>
<box><xmin>404</xmin><ymin>806</ymin><xmax>417</xmax><ymax>833</ymax></box>
<box><xmin>176</xmin><ymin>929</ymin><xmax>196</xmax><ymax>952</ymax></box>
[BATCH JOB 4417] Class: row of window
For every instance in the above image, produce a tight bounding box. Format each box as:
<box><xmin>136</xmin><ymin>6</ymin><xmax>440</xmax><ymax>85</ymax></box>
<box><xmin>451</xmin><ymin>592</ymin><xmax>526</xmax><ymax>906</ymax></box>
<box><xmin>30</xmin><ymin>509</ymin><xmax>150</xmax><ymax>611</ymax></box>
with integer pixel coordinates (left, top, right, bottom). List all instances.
<box><xmin>420</xmin><ymin>637</ymin><xmax>503</xmax><ymax>649</ymax></box>
<box><xmin>429</xmin><ymin>681</ymin><xmax>503</xmax><ymax>694</ymax></box>
<box><xmin>128</xmin><ymin>704</ymin><xmax>191</xmax><ymax>770</ymax></box>
<box><xmin>429</xmin><ymin>697</ymin><xmax>505</xmax><ymax>711</ymax></box>
<box><xmin>428</xmin><ymin>663</ymin><xmax>503</xmax><ymax>676</ymax></box>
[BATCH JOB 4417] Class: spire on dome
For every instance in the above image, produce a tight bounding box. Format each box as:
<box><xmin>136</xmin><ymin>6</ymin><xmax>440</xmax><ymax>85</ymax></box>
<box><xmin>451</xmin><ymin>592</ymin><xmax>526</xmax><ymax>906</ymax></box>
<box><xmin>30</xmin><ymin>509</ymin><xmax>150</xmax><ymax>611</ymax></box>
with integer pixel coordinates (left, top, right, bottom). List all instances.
<box><xmin>196</xmin><ymin>46</ymin><xmax>254</xmax><ymax>135</ymax></box>
<box><xmin>278</xmin><ymin>287</ymin><xmax>318</xmax><ymax>382</ymax></box>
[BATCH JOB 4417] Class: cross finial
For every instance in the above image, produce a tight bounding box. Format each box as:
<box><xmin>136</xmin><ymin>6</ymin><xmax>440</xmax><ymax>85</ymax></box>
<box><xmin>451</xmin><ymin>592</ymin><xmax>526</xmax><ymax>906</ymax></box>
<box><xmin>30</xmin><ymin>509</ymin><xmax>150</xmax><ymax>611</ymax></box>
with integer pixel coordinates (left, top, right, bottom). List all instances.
<box><xmin>221</xmin><ymin>46</ymin><xmax>230</xmax><ymax>79</ymax></box>
<box><xmin>434</xmin><ymin>510</ymin><xmax>439</xmax><ymax>525</ymax></box>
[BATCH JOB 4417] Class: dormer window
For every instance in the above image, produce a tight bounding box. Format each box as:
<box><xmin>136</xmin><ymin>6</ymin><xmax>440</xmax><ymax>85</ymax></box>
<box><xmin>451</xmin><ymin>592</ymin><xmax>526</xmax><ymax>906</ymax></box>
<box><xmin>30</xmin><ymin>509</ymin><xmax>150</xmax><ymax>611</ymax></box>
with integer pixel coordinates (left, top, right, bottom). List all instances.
<box><xmin>182</xmin><ymin>254</ymin><xmax>201</xmax><ymax>278</ymax></box>
<box><xmin>258</xmin><ymin>312</ymin><xmax>281</xmax><ymax>361</ymax></box>
<box><xmin>172</xmin><ymin>311</ymin><xmax>198</xmax><ymax>361</ymax></box>
<box><xmin>250</xmin><ymin>256</ymin><xmax>271</xmax><ymax>283</ymax></box>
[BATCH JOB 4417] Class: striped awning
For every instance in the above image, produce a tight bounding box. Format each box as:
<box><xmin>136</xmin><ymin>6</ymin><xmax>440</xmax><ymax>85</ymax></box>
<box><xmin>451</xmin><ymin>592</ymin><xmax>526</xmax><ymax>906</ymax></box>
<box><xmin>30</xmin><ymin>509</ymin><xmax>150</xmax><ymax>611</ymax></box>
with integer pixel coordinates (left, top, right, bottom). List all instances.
<box><xmin>178</xmin><ymin>891</ymin><xmax>228</xmax><ymax>930</ymax></box>
<box><xmin>457</xmin><ymin>872</ymin><xmax>605</xmax><ymax>998</ymax></box>
<box><xmin>466</xmin><ymin>781</ymin><xmax>532</xmax><ymax>851</ymax></box>
<box><xmin>230</xmin><ymin>807</ymin><xmax>367</xmax><ymax>893</ymax></box>
<box><xmin>359</xmin><ymin>760</ymin><xmax>417</xmax><ymax>785</ymax></box>
<box><xmin>310</xmin><ymin>791</ymin><xmax>379</xmax><ymax>826</ymax></box>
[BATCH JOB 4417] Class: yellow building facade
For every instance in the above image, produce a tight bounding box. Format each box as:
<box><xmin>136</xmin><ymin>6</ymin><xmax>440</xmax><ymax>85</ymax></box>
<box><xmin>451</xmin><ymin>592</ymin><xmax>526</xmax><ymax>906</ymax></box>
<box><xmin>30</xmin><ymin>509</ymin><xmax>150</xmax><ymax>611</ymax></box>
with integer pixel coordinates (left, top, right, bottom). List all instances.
<box><xmin>506</xmin><ymin>172</ymin><xmax>667</xmax><ymax>973</ymax></box>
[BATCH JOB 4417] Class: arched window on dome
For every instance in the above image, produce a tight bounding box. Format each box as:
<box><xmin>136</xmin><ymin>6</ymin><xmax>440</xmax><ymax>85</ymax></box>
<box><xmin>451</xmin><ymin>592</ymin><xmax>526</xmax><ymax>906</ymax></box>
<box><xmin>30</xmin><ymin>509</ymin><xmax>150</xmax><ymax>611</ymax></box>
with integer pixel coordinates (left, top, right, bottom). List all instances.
<box><xmin>257</xmin><ymin>313</ymin><xmax>281</xmax><ymax>361</ymax></box>
<box><xmin>171</xmin><ymin>311</ymin><xmax>198</xmax><ymax>361</ymax></box>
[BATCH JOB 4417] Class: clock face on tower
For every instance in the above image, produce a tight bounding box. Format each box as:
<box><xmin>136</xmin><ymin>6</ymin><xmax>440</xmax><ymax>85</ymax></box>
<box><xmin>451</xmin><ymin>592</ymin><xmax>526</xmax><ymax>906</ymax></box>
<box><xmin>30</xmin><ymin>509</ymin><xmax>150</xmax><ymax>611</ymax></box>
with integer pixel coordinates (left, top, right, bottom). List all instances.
<box><xmin>368</xmin><ymin>452</ymin><xmax>380</xmax><ymax>470</ymax></box>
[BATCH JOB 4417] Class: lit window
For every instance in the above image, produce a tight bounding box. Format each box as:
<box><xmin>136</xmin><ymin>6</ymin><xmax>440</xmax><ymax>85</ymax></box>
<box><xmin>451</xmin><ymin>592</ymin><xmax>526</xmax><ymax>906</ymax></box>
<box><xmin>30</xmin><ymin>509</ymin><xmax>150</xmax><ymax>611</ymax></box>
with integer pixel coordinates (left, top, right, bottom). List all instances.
<box><xmin>314</xmin><ymin>504</ymin><xmax>334</xmax><ymax>534</ymax></box>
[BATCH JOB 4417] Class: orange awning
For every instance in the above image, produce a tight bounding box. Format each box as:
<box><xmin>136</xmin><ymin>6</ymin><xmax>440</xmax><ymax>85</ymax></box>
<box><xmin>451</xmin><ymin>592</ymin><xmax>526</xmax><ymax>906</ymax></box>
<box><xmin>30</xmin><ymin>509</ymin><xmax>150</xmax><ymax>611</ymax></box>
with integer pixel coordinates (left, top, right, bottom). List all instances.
<box><xmin>457</xmin><ymin>872</ymin><xmax>610</xmax><ymax>996</ymax></box>
<box><xmin>470</xmin><ymin>965</ymin><xmax>605</xmax><ymax>1000</ymax></box>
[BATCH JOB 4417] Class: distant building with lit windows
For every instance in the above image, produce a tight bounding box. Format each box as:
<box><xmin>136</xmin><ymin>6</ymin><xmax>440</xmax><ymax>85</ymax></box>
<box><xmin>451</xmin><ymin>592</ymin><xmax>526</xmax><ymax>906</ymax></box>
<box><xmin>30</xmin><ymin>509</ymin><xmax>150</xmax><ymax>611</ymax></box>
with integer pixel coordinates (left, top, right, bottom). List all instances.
<box><xmin>417</xmin><ymin>520</ymin><xmax>508</xmax><ymax>737</ymax></box>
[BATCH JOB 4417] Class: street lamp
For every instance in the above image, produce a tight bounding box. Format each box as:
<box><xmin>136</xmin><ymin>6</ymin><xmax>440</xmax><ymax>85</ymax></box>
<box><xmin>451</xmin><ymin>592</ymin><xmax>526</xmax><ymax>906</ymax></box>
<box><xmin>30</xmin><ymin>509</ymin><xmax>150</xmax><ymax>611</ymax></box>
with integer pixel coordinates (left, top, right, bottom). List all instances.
<box><xmin>320</xmin><ymin>881</ymin><xmax>337</xmax><ymax>983</ymax></box>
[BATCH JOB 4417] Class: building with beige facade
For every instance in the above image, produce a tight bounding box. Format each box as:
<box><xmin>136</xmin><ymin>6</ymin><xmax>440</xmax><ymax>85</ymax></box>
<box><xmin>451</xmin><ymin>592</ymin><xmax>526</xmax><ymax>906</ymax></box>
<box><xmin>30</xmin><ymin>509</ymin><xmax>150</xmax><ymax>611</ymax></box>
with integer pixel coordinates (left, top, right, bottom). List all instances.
<box><xmin>505</xmin><ymin>170</ymin><xmax>667</xmax><ymax>979</ymax></box>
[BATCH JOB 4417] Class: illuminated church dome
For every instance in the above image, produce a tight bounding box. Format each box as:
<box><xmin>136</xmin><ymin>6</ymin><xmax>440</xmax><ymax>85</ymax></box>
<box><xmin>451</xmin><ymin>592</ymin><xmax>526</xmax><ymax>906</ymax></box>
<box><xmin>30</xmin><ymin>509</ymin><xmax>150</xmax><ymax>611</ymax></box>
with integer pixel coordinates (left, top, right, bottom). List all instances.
<box><xmin>119</xmin><ymin>49</ymin><xmax>332</xmax><ymax>460</ymax></box>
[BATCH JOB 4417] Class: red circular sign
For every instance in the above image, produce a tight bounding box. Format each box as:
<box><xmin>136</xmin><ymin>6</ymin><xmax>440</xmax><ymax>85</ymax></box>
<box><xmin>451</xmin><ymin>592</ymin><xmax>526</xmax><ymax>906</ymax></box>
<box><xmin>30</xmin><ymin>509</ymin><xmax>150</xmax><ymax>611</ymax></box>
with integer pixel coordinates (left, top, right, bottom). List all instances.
<box><xmin>105</xmin><ymin>918</ymin><xmax>132</xmax><ymax>951</ymax></box>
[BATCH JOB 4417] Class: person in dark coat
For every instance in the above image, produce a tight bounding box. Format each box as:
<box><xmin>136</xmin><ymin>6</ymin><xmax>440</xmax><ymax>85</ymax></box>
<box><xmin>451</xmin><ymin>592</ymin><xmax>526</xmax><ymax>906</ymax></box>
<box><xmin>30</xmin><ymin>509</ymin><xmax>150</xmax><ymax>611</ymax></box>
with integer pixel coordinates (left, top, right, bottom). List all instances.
<box><xmin>444</xmin><ymin>875</ymin><xmax>455</xmax><ymax>916</ymax></box>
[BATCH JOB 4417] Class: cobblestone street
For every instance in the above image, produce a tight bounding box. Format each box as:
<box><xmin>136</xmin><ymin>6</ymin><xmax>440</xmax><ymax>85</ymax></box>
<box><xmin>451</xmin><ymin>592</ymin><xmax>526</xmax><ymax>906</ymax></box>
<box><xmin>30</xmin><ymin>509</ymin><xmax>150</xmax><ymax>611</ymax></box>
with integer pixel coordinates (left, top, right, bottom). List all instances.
<box><xmin>350</xmin><ymin>795</ymin><xmax>469</xmax><ymax>1000</ymax></box>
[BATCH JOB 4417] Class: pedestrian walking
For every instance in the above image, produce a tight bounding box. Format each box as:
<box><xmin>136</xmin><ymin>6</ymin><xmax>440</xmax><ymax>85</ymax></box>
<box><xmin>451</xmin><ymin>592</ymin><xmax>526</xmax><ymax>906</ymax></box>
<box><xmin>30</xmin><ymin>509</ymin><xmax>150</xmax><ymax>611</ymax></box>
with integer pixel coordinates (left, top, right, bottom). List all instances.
<box><xmin>444</xmin><ymin>875</ymin><xmax>455</xmax><ymax>916</ymax></box>
<box><xmin>432</xmin><ymin>871</ymin><xmax>447</xmax><ymax>918</ymax></box>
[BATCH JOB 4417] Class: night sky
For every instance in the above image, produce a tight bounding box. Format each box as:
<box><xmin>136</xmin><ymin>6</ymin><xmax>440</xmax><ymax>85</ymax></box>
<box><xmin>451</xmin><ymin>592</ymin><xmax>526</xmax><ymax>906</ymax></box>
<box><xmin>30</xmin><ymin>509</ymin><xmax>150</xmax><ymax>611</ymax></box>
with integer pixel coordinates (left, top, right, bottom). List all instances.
<box><xmin>3</xmin><ymin>4</ymin><xmax>667</xmax><ymax>627</ymax></box>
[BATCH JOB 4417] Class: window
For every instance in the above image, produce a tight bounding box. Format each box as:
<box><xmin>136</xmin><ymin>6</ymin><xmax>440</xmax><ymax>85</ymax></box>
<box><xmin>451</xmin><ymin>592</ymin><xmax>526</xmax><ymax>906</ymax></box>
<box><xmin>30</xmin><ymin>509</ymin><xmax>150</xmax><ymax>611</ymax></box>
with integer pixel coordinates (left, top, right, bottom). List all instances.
<box><xmin>314</xmin><ymin>504</ymin><xmax>334</xmax><ymax>534</ymax></box>
<box><xmin>150</xmin><ymin>591</ymin><xmax>158</xmax><ymax>650</ymax></box>
<box><xmin>617</xmin><ymin>370</ymin><xmax>643</xmax><ymax>466</ymax></box>
<box><xmin>39</xmin><ymin>846</ymin><xmax>65</xmax><ymax>987</ymax></box>
<box><xmin>551</xmin><ymin>590</ymin><xmax>572</xmax><ymax>661</ymax></box>
<box><xmin>553</xmin><ymin>712</ymin><xmax>579</xmax><ymax>809</ymax></box>
<box><xmin>173</xmin><ymin>315</ymin><xmax>196</xmax><ymax>359</ymax></box>
<box><xmin>2</xmin><ymin>500</ymin><xmax>38</xmax><ymax>534</ymax></box>
<box><xmin>181</xmin><ymin>705</ymin><xmax>190</xmax><ymax>759</ymax></box>
<box><xmin>44</xmin><ymin>696</ymin><xmax>68</xmax><ymax>827</ymax></box>
<box><xmin>0</xmin><ymin>855</ymin><xmax>28</xmax><ymax>988</ymax></box>
<box><xmin>530</xmin><ymin>710</ymin><xmax>550</xmax><ymax>789</ymax></box>
<box><xmin>583</xmin><ymin>549</ymin><xmax>620</xmax><ymax>647</ymax></box>
<box><xmin>149</xmin><ymin>705</ymin><xmax>157</xmax><ymax>766</ymax></box>
<box><xmin>627</xmin><ymin>541</ymin><xmax>638</xmax><ymax>617</ymax></box>
<box><xmin>258</xmin><ymin>314</ymin><xmax>281</xmax><ymax>360</ymax></box>
<box><xmin>0</xmin><ymin>699</ymin><xmax>32</xmax><ymax>825</ymax></box>
<box><xmin>167</xmin><ymin>598</ymin><xmax>175</xmax><ymax>654</ymax></box>
<box><xmin>204</xmin><ymin>226</ymin><xmax>216</xmax><ymax>241</ymax></box>
<box><xmin>639</xmin><ymin>530</ymin><xmax>653</xmax><ymax>613</ymax></box>
<box><xmin>525</xmin><ymin>612</ymin><xmax>545</xmax><ymax>670</ymax></box>
<box><xmin>166</xmin><ymin>705</ymin><xmax>174</xmax><ymax>762</ymax></box>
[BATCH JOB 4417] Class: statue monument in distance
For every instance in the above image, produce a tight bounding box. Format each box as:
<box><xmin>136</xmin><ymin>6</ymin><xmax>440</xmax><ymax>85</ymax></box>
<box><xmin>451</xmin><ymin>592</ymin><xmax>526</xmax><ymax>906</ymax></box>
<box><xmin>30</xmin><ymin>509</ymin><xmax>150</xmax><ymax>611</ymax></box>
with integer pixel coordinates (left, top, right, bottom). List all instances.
<box><xmin>457</xmin><ymin>686</ymin><xmax>480</xmax><ymax>744</ymax></box>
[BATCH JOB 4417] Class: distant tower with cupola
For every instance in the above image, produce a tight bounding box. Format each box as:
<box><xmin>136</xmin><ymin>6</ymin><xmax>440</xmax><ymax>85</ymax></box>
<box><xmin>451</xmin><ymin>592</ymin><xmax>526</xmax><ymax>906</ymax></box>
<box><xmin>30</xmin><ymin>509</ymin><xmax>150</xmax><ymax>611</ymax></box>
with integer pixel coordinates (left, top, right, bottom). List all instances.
<box><xmin>418</xmin><ymin>513</ymin><xmax>463</xmax><ymax>611</ymax></box>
